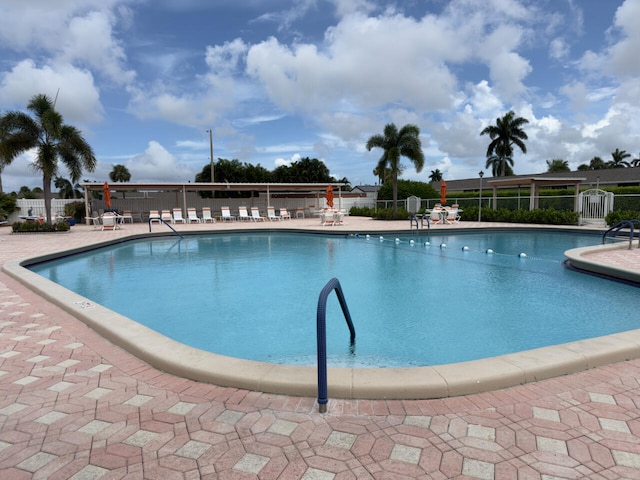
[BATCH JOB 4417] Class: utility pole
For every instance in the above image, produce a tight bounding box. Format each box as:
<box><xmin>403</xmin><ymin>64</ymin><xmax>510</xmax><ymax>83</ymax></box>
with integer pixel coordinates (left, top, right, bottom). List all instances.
<box><xmin>206</xmin><ymin>129</ymin><xmax>214</xmax><ymax>182</ymax></box>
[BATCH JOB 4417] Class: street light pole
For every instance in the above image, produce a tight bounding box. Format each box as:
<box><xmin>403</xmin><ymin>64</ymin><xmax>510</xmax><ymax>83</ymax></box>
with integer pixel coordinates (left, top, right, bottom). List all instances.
<box><xmin>478</xmin><ymin>170</ymin><xmax>484</xmax><ymax>222</ymax></box>
<box><xmin>206</xmin><ymin>129</ymin><xmax>214</xmax><ymax>182</ymax></box>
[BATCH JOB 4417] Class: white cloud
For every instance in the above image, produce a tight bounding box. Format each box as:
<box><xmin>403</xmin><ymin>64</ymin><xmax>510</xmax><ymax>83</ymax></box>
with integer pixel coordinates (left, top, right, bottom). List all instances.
<box><xmin>124</xmin><ymin>141</ymin><xmax>194</xmax><ymax>183</ymax></box>
<box><xmin>608</xmin><ymin>0</ymin><xmax>640</xmax><ymax>77</ymax></box>
<box><xmin>0</xmin><ymin>59</ymin><xmax>103</xmax><ymax>125</ymax></box>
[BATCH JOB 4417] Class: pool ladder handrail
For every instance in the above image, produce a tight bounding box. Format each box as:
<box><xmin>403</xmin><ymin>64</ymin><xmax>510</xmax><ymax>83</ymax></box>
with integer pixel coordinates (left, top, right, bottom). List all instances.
<box><xmin>148</xmin><ymin>217</ymin><xmax>184</xmax><ymax>239</ymax></box>
<box><xmin>602</xmin><ymin>220</ymin><xmax>640</xmax><ymax>249</ymax></box>
<box><xmin>317</xmin><ymin>277</ymin><xmax>356</xmax><ymax>413</ymax></box>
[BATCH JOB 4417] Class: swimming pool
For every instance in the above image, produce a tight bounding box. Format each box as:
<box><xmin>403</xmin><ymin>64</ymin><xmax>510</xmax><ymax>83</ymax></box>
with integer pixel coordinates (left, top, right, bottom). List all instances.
<box><xmin>29</xmin><ymin>231</ymin><xmax>640</xmax><ymax>368</ymax></box>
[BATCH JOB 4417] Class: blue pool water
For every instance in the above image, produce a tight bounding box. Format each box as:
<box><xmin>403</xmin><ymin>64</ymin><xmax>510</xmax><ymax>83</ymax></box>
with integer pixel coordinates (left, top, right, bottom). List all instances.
<box><xmin>30</xmin><ymin>231</ymin><xmax>640</xmax><ymax>367</ymax></box>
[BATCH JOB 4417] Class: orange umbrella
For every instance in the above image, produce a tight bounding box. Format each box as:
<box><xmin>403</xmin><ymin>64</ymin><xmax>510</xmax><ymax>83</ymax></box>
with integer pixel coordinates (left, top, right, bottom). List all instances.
<box><xmin>440</xmin><ymin>179</ymin><xmax>447</xmax><ymax>205</ymax></box>
<box><xmin>103</xmin><ymin>182</ymin><xmax>111</xmax><ymax>209</ymax></box>
<box><xmin>325</xmin><ymin>185</ymin><xmax>334</xmax><ymax>208</ymax></box>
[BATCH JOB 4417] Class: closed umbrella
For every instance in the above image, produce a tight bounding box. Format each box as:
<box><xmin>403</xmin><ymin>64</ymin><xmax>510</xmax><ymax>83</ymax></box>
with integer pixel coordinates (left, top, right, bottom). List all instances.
<box><xmin>103</xmin><ymin>182</ymin><xmax>112</xmax><ymax>209</ymax></box>
<box><xmin>325</xmin><ymin>185</ymin><xmax>334</xmax><ymax>208</ymax></box>
<box><xmin>440</xmin><ymin>179</ymin><xmax>447</xmax><ymax>206</ymax></box>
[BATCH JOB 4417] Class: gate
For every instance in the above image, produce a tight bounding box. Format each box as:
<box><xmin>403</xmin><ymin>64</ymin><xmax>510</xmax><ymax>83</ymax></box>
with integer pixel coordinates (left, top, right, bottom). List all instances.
<box><xmin>579</xmin><ymin>189</ymin><xmax>614</xmax><ymax>226</ymax></box>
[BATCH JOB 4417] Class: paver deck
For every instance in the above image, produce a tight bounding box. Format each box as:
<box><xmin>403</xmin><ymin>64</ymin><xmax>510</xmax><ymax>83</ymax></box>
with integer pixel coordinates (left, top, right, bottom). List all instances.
<box><xmin>2</xmin><ymin>219</ymin><xmax>640</xmax><ymax>479</ymax></box>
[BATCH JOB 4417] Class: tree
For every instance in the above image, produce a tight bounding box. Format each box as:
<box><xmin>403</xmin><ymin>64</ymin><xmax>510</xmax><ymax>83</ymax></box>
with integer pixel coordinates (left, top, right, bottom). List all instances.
<box><xmin>109</xmin><ymin>164</ymin><xmax>131</xmax><ymax>182</ymax></box>
<box><xmin>546</xmin><ymin>159</ymin><xmax>570</xmax><ymax>173</ymax></box>
<box><xmin>366</xmin><ymin>123</ymin><xmax>424</xmax><ymax>215</ymax></box>
<box><xmin>0</xmin><ymin>94</ymin><xmax>96</xmax><ymax>223</ymax></box>
<box><xmin>480</xmin><ymin>110</ymin><xmax>529</xmax><ymax>177</ymax></box>
<box><xmin>578</xmin><ymin>156</ymin><xmax>607</xmax><ymax>171</ymax></box>
<box><xmin>54</xmin><ymin>176</ymin><xmax>81</xmax><ymax>199</ymax></box>
<box><xmin>609</xmin><ymin>148</ymin><xmax>631</xmax><ymax>168</ymax></box>
<box><xmin>485</xmin><ymin>154</ymin><xmax>514</xmax><ymax>177</ymax></box>
<box><xmin>428</xmin><ymin>169</ymin><xmax>443</xmax><ymax>182</ymax></box>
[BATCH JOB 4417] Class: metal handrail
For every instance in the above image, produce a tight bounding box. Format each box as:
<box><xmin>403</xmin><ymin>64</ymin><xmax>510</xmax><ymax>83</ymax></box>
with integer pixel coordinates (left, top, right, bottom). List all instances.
<box><xmin>148</xmin><ymin>218</ymin><xmax>184</xmax><ymax>239</ymax></box>
<box><xmin>316</xmin><ymin>277</ymin><xmax>355</xmax><ymax>413</ymax></box>
<box><xmin>602</xmin><ymin>220</ymin><xmax>640</xmax><ymax>249</ymax></box>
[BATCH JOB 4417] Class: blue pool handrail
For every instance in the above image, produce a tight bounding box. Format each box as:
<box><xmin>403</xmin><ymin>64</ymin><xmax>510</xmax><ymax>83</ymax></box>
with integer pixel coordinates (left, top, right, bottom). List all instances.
<box><xmin>602</xmin><ymin>220</ymin><xmax>640</xmax><ymax>249</ymax></box>
<box><xmin>148</xmin><ymin>217</ymin><xmax>184</xmax><ymax>239</ymax></box>
<box><xmin>316</xmin><ymin>277</ymin><xmax>356</xmax><ymax>413</ymax></box>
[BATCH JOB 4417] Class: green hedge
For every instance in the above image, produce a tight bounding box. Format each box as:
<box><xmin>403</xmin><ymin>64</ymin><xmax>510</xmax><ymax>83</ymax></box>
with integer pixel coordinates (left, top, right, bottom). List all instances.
<box><xmin>12</xmin><ymin>220</ymin><xmax>71</xmax><ymax>233</ymax></box>
<box><xmin>605</xmin><ymin>210</ymin><xmax>640</xmax><ymax>226</ymax></box>
<box><xmin>460</xmin><ymin>207</ymin><xmax>579</xmax><ymax>225</ymax></box>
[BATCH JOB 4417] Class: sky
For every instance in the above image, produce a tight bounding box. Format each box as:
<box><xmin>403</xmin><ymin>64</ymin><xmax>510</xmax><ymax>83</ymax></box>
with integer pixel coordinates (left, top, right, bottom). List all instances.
<box><xmin>1</xmin><ymin>0</ymin><xmax>639</xmax><ymax>193</ymax></box>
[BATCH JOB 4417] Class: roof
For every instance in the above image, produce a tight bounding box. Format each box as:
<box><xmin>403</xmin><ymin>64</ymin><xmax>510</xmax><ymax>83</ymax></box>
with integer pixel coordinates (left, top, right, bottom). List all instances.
<box><xmin>80</xmin><ymin>182</ymin><xmax>346</xmax><ymax>193</ymax></box>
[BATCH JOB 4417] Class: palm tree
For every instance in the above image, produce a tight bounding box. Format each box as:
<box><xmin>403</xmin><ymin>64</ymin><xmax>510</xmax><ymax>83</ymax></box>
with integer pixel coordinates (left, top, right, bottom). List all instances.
<box><xmin>480</xmin><ymin>110</ymin><xmax>529</xmax><ymax>177</ymax></box>
<box><xmin>428</xmin><ymin>169</ymin><xmax>443</xmax><ymax>182</ymax></box>
<box><xmin>485</xmin><ymin>154</ymin><xmax>514</xmax><ymax>177</ymax></box>
<box><xmin>546</xmin><ymin>159</ymin><xmax>570</xmax><ymax>173</ymax></box>
<box><xmin>54</xmin><ymin>176</ymin><xmax>81</xmax><ymax>199</ymax></box>
<box><xmin>109</xmin><ymin>164</ymin><xmax>131</xmax><ymax>198</ymax></box>
<box><xmin>366</xmin><ymin>123</ymin><xmax>424</xmax><ymax>215</ymax></box>
<box><xmin>1</xmin><ymin>94</ymin><xmax>96</xmax><ymax>223</ymax></box>
<box><xmin>609</xmin><ymin>148</ymin><xmax>631</xmax><ymax>168</ymax></box>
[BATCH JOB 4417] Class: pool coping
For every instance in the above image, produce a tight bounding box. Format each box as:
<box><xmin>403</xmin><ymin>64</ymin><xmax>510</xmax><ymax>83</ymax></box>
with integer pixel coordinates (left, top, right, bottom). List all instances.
<box><xmin>4</xmin><ymin>227</ymin><xmax>640</xmax><ymax>400</ymax></box>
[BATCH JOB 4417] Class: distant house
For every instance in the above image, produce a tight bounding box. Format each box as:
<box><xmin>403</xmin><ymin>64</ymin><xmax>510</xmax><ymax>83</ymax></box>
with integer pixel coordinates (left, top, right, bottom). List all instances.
<box><xmin>433</xmin><ymin>167</ymin><xmax>640</xmax><ymax>193</ymax></box>
<box><xmin>351</xmin><ymin>185</ymin><xmax>380</xmax><ymax>202</ymax></box>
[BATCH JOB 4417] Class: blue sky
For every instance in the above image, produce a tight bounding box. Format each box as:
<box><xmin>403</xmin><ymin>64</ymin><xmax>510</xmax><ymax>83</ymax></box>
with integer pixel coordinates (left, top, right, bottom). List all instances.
<box><xmin>1</xmin><ymin>0</ymin><xmax>639</xmax><ymax>193</ymax></box>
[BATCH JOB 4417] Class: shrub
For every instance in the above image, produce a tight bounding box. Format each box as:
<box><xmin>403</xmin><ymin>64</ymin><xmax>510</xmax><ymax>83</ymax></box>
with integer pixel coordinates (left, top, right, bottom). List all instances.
<box><xmin>64</xmin><ymin>201</ymin><xmax>86</xmax><ymax>221</ymax></box>
<box><xmin>12</xmin><ymin>220</ymin><xmax>71</xmax><ymax>233</ymax></box>
<box><xmin>371</xmin><ymin>207</ymin><xmax>410</xmax><ymax>220</ymax></box>
<box><xmin>0</xmin><ymin>193</ymin><xmax>18</xmax><ymax>221</ymax></box>
<box><xmin>605</xmin><ymin>209</ymin><xmax>640</xmax><ymax>226</ymax></box>
<box><xmin>349</xmin><ymin>206</ymin><xmax>376</xmax><ymax>217</ymax></box>
<box><xmin>460</xmin><ymin>207</ymin><xmax>579</xmax><ymax>225</ymax></box>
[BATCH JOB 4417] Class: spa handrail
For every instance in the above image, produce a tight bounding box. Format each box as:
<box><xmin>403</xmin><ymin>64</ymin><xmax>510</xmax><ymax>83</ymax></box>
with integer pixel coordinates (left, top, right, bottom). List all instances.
<box><xmin>316</xmin><ymin>277</ymin><xmax>356</xmax><ymax>413</ymax></box>
<box><xmin>602</xmin><ymin>219</ymin><xmax>640</xmax><ymax>249</ymax></box>
<box><xmin>148</xmin><ymin>217</ymin><xmax>184</xmax><ymax>239</ymax></box>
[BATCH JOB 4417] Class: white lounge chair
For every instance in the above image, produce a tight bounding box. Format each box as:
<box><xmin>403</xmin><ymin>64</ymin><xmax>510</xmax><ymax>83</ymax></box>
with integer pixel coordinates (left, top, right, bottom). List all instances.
<box><xmin>101</xmin><ymin>212</ymin><xmax>118</xmax><ymax>231</ymax></box>
<box><xmin>149</xmin><ymin>210</ymin><xmax>161</xmax><ymax>224</ymax></box>
<box><xmin>202</xmin><ymin>207</ymin><xmax>215</xmax><ymax>223</ymax></box>
<box><xmin>121</xmin><ymin>210</ymin><xmax>134</xmax><ymax>223</ymax></box>
<box><xmin>267</xmin><ymin>206</ymin><xmax>281</xmax><ymax>221</ymax></box>
<box><xmin>220</xmin><ymin>206</ymin><xmax>235</xmax><ymax>222</ymax></box>
<box><xmin>429</xmin><ymin>209</ymin><xmax>443</xmax><ymax>225</ymax></box>
<box><xmin>279</xmin><ymin>208</ymin><xmax>292</xmax><ymax>220</ymax></box>
<box><xmin>251</xmin><ymin>207</ymin><xmax>266</xmax><ymax>222</ymax></box>
<box><xmin>446</xmin><ymin>209</ymin><xmax>460</xmax><ymax>224</ymax></box>
<box><xmin>89</xmin><ymin>211</ymin><xmax>101</xmax><ymax>227</ymax></box>
<box><xmin>172</xmin><ymin>208</ymin><xmax>186</xmax><ymax>224</ymax></box>
<box><xmin>161</xmin><ymin>210</ymin><xmax>173</xmax><ymax>223</ymax></box>
<box><xmin>237</xmin><ymin>206</ymin><xmax>251</xmax><ymax>221</ymax></box>
<box><xmin>187</xmin><ymin>208</ymin><xmax>201</xmax><ymax>223</ymax></box>
<box><xmin>321</xmin><ymin>210</ymin><xmax>335</xmax><ymax>226</ymax></box>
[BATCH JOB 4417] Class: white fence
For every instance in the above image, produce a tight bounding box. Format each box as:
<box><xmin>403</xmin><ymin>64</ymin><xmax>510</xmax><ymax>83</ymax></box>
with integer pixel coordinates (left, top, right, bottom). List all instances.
<box><xmin>9</xmin><ymin>198</ymin><xmax>79</xmax><ymax>223</ymax></box>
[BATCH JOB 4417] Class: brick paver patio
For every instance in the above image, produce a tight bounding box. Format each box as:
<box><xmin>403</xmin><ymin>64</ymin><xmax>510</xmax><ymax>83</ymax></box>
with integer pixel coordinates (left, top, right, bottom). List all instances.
<box><xmin>2</xmin><ymin>220</ymin><xmax>640</xmax><ymax>479</ymax></box>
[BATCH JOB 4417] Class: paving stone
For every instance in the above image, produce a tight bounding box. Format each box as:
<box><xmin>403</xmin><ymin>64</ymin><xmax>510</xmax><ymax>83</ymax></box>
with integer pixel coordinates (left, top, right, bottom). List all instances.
<box><xmin>390</xmin><ymin>444</ymin><xmax>422</xmax><ymax>464</ymax></box>
<box><xmin>0</xmin><ymin>403</ymin><xmax>28</xmax><ymax>416</ymax></box>
<box><xmin>124</xmin><ymin>394</ymin><xmax>153</xmax><ymax>406</ymax></box>
<box><xmin>78</xmin><ymin>420</ymin><xmax>112</xmax><ymax>435</ymax></box>
<box><xmin>124</xmin><ymin>430</ymin><xmax>158</xmax><ymax>447</ymax></box>
<box><xmin>17</xmin><ymin>452</ymin><xmax>58</xmax><ymax>472</ymax></box>
<box><xmin>35</xmin><ymin>411</ymin><xmax>68</xmax><ymax>425</ymax></box>
<box><xmin>168</xmin><ymin>401</ymin><xmax>196</xmax><ymax>415</ymax></box>
<box><xmin>233</xmin><ymin>453</ymin><xmax>269</xmax><ymax>474</ymax></box>
<box><xmin>176</xmin><ymin>440</ymin><xmax>211</xmax><ymax>459</ymax></box>
<box><xmin>462</xmin><ymin>458</ymin><xmax>494</xmax><ymax>480</ymax></box>
<box><xmin>325</xmin><ymin>431</ymin><xmax>357</xmax><ymax>449</ymax></box>
<box><xmin>69</xmin><ymin>465</ymin><xmax>109</xmax><ymax>479</ymax></box>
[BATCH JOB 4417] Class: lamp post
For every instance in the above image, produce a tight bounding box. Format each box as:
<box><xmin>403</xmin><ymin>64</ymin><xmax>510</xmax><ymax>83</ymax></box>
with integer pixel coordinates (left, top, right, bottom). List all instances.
<box><xmin>206</xmin><ymin>129</ymin><xmax>214</xmax><ymax>182</ymax></box>
<box><xmin>478</xmin><ymin>170</ymin><xmax>484</xmax><ymax>222</ymax></box>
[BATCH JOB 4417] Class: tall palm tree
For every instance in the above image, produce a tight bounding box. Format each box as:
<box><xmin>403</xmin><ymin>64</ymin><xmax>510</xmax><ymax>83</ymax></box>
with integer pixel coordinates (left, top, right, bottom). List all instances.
<box><xmin>1</xmin><ymin>93</ymin><xmax>96</xmax><ymax>223</ymax></box>
<box><xmin>609</xmin><ymin>148</ymin><xmax>631</xmax><ymax>168</ymax></box>
<box><xmin>54</xmin><ymin>176</ymin><xmax>82</xmax><ymax>199</ymax></box>
<box><xmin>546</xmin><ymin>159</ymin><xmax>570</xmax><ymax>173</ymax></box>
<box><xmin>366</xmin><ymin>123</ymin><xmax>424</xmax><ymax>215</ymax></box>
<box><xmin>428</xmin><ymin>169</ymin><xmax>443</xmax><ymax>182</ymax></box>
<box><xmin>480</xmin><ymin>110</ymin><xmax>529</xmax><ymax>177</ymax></box>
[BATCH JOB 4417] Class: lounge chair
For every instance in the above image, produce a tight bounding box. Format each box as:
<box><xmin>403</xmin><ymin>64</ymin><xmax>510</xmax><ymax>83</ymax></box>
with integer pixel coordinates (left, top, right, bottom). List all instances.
<box><xmin>267</xmin><ymin>206</ymin><xmax>281</xmax><ymax>221</ymax></box>
<box><xmin>89</xmin><ymin>211</ymin><xmax>101</xmax><ymax>227</ymax></box>
<box><xmin>121</xmin><ymin>210</ymin><xmax>134</xmax><ymax>223</ymax></box>
<box><xmin>251</xmin><ymin>207</ymin><xmax>266</xmax><ymax>222</ymax></box>
<box><xmin>429</xmin><ymin>209</ymin><xmax>443</xmax><ymax>225</ymax></box>
<box><xmin>321</xmin><ymin>210</ymin><xmax>335</xmax><ymax>226</ymax></box>
<box><xmin>149</xmin><ymin>210</ymin><xmax>161</xmax><ymax>224</ymax></box>
<box><xmin>295</xmin><ymin>207</ymin><xmax>305</xmax><ymax>218</ymax></box>
<box><xmin>202</xmin><ymin>207</ymin><xmax>215</xmax><ymax>223</ymax></box>
<box><xmin>172</xmin><ymin>208</ymin><xmax>186</xmax><ymax>224</ymax></box>
<box><xmin>446</xmin><ymin>209</ymin><xmax>460</xmax><ymax>224</ymax></box>
<box><xmin>187</xmin><ymin>208</ymin><xmax>201</xmax><ymax>223</ymax></box>
<box><xmin>161</xmin><ymin>210</ymin><xmax>173</xmax><ymax>223</ymax></box>
<box><xmin>279</xmin><ymin>208</ymin><xmax>292</xmax><ymax>220</ymax></box>
<box><xmin>220</xmin><ymin>206</ymin><xmax>235</xmax><ymax>222</ymax></box>
<box><xmin>237</xmin><ymin>206</ymin><xmax>251</xmax><ymax>222</ymax></box>
<box><xmin>101</xmin><ymin>212</ymin><xmax>118</xmax><ymax>231</ymax></box>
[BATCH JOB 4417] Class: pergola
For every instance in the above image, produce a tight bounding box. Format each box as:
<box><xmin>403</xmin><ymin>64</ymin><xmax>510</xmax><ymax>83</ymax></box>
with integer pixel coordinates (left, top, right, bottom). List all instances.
<box><xmin>80</xmin><ymin>182</ymin><xmax>345</xmax><ymax>223</ymax></box>
<box><xmin>486</xmin><ymin>177</ymin><xmax>586</xmax><ymax>211</ymax></box>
